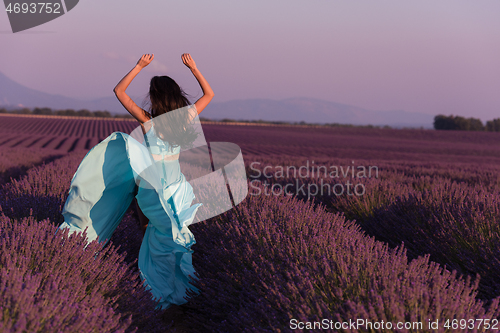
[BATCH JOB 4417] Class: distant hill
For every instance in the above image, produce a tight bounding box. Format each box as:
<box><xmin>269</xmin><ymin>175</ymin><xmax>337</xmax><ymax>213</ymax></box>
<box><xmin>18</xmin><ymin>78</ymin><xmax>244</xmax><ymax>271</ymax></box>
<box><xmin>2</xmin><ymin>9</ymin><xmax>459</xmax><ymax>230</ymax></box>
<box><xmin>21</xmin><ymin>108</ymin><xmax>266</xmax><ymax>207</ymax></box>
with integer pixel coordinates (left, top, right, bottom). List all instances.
<box><xmin>0</xmin><ymin>71</ymin><xmax>141</xmax><ymax>113</ymax></box>
<box><xmin>202</xmin><ymin>98</ymin><xmax>433</xmax><ymax>128</ymax></box>
<box><xmin>0</xmin><ymin>71</ymin><xmax>433</xmax><ymax>128</ymax></box>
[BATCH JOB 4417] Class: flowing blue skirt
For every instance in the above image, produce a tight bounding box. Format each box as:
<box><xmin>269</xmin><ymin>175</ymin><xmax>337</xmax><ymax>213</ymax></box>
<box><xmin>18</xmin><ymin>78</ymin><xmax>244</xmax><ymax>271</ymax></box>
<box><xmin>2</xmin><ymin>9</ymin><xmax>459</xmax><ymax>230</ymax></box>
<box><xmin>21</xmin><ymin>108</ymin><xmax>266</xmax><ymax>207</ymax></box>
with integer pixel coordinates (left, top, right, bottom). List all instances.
<box><xmin>57</xmin><ymin>132</ymin><xmax>202</xmax><ymax>310</ymax></box>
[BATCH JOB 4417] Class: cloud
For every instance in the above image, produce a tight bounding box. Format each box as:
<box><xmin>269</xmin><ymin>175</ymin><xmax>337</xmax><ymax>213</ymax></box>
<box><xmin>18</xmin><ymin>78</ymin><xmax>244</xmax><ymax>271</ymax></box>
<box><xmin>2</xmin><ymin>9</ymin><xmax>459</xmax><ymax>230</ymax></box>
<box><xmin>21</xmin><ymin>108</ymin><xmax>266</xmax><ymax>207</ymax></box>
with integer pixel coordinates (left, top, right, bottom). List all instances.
<box><xmin>144</xmin><ymin>60</ymin><xmax>168</xmax><ymax>73</ymax></box>
<box><xmin>102</xmin><ymin>51</ymin><xmax>120</xmax><ymax>60</ymax></box>
<box><xmin>102</xmin><ymin>52</ymin><xmax>168</xmax><ymax>73</ymax></box>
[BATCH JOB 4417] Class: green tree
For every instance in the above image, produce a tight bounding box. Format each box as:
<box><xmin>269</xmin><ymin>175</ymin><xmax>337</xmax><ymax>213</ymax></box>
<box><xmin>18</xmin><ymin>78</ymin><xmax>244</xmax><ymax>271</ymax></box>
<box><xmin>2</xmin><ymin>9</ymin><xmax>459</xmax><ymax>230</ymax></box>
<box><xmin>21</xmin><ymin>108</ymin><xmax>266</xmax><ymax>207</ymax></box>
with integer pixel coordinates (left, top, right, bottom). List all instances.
<box><xmin>486</xmin><ymin>118</ymin><xmax>500</xmax><ymax>132</ymax></box>
<box><xmin>434</xmin><ymin>114</ymin><xmax>484</xmax><ymax>131</ymax></box>
<box><xmin>453</xmin><ymin>116</ymin><xmax>470</xmax><ymax>130</ymax></box>
<box><xmin>55</xmin><ymin>109</ymin><xmax>77</xmax><ymax>116</ymax></box>
<box><xmin>76</xmin><ymin>109</ymin><xmax>93</xmax><ymax>117</ymax></box>
<box><xmin>468</xmin><ymin>118</ymin><xmax>484</xmax><ymax>131</ymax></box>
<box><xmin>434</xmin><ymin>115</ymin><xmax>454</xmax><ymax>130</ymax></box>
<box><xmin>33</xmin><ymin>107</ymin><xmax>53</xmax><ymax>115</ymax></box>
<box><xmin>93</xmin><ymin>110</ymin><xmax>111</xmax><ymax>117</ymax></box>
<box><xmin>14</xmin><ymin>108</ymin><xmax>32</xmax><ymax>114</ymax></box>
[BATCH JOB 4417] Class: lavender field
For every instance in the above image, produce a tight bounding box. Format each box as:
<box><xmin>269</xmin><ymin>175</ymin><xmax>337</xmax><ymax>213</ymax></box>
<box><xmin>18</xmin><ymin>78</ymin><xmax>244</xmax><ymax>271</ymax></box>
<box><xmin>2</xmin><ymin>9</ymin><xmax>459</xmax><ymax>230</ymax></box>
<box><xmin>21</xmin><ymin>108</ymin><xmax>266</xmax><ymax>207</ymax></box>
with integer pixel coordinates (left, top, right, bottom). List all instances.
<box><xmin>1</xmin><ymin>114</ymin><xmax>500</xmax><ymax>332</ymax></box>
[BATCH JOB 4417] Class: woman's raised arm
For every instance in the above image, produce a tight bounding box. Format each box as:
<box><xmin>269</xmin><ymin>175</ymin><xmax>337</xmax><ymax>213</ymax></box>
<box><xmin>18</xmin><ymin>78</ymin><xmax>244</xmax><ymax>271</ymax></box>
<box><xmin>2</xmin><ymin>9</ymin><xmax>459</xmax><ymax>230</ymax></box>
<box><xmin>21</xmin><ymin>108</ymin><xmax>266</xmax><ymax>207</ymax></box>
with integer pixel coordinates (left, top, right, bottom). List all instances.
<box><xmin>181</xmin><ymin>53</ymin><xmax>214</xmax><ymax>115</ymax></box>
<box><xmin>113</xmin><ymin>54</ymin><xmax>154</xmax><ymax>124</ymax></box>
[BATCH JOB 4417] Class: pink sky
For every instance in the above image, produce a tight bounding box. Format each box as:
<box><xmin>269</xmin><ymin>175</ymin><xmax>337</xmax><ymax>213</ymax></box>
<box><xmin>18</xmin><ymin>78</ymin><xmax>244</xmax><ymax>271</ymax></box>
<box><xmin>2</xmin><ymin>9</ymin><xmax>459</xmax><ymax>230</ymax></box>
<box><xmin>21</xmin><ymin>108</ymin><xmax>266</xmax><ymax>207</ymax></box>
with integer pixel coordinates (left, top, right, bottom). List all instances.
<box><xmin>1</xmin><ymin>0</ymin><xmax>500</xmax><ymax>121</ymax></box>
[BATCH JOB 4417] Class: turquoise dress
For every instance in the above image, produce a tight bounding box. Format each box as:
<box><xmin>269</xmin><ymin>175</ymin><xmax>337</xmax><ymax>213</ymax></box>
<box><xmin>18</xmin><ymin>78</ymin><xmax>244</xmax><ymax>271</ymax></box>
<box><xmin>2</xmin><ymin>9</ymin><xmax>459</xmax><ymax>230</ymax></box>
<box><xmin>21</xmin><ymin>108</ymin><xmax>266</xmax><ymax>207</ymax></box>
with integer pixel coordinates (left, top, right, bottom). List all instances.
<box><xmin>58</xmin><ymin>117</ymin><xmax>202</xmax><ymax>310</ymax></box>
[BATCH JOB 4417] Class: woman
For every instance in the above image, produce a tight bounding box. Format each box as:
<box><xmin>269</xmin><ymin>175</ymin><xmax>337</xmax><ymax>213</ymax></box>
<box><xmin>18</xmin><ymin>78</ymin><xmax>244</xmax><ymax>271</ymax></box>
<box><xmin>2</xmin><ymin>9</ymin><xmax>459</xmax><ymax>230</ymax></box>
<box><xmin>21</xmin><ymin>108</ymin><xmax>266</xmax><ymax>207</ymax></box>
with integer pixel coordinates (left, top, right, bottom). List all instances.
<box><xmin>58</xmin><ymin>53</ymin><xmax>214</xmax><ymax>310</ymax></box>
<box><xmin>114</xmin><ymin>53</ymin><xmax>213</xmax><ymax>235</ymax></box>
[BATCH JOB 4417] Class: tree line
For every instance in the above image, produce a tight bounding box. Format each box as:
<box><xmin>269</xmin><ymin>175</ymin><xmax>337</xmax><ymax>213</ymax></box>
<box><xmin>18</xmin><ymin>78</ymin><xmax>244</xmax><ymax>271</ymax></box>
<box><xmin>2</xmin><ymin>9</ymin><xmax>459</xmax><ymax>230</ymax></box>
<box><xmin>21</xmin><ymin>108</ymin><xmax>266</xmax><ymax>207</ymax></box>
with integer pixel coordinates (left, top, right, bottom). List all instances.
<box><xmin>0</xmin><ymin>107</ymin><xmax>133</xmax><ymax>118</ymax></box>
<box><xmin>7</xmin><ymin>107</ymin><xmax>496</xmax><ymax>131</ymax></box>
<box><xmin>0</xmin><ymin>107</ymin><xmax>392</xmax><ymax>128</ymax></box>
<box><xmin>434</xmin><ymin>114</ymin><xmax>500</xmax><ymax>131</ymax></box>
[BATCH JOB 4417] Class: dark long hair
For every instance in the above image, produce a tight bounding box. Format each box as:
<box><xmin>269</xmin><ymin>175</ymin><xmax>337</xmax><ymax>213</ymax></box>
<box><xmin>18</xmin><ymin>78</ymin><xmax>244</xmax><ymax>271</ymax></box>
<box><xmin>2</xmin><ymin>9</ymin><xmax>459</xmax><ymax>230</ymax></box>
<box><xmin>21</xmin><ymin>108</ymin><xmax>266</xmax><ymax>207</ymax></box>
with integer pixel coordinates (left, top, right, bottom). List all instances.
<box><xmin>145</xmin><ymin>76</ymin><xmax>198</xmax><ymax>151</ymax></box>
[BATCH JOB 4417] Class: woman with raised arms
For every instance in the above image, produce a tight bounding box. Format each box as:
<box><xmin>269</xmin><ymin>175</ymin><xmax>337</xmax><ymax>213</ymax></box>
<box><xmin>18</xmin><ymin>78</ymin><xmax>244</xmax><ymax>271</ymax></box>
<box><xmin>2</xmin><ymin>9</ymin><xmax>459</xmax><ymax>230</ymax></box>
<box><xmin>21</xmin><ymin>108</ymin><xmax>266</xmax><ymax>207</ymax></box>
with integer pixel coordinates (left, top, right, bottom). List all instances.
<box><xmin>58</xmin><ymin>53</ymin><xmax>214</xmax><ymax>310</ymax></box>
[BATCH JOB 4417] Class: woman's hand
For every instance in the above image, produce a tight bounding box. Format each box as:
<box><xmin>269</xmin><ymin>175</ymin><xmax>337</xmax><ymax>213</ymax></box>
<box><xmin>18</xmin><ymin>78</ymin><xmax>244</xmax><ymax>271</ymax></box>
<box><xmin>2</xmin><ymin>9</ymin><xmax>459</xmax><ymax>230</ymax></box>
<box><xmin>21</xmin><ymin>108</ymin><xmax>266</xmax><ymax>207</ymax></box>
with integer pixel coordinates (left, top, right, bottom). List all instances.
<box><xmin>137</xmin><ymin>54</ymin><xmax>154</xmax><ymax>69</ymax></box>
<box><xmin>181</xmin><ymin>53</ymin><xmax>197</xmax><ymax>70</ymax></box>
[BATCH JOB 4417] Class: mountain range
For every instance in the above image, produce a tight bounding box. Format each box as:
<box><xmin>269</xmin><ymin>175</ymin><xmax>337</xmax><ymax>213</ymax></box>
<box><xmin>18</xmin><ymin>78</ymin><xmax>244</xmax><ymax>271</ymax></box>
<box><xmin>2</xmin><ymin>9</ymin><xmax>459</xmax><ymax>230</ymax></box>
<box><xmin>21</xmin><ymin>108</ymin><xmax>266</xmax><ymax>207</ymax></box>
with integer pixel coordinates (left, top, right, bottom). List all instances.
<box><xmin>0</xmin><ymin>71</ymin><xmax>433</xmax><ymax>128</ymax></box>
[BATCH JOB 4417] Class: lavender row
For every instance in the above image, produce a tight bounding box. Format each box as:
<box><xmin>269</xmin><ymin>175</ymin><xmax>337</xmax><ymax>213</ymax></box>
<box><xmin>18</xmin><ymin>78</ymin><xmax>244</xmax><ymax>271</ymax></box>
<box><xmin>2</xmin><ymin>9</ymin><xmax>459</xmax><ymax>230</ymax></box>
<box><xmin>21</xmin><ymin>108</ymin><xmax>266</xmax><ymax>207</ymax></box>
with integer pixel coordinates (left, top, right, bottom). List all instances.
<box><xmin>0</xmin><ymin>150</ymin><xmax>177</xmax><ymax>331</ymax></box>
<box><xmin>0</xmin><ymin>147</ymin><xmax>63</xmax><ymax>186</ymax></box>
<box><xmin>3</xmin><ymin>140</ymin><xmax>500</xmax><ymax>330</ymax></box>
<box><xmin>0</xmin><ymin>115</ymin><xmax>136</xmax><ymax>138</ymax></box>
<box><xmin>0</xmin><ymin>214</ymin><xmax>171</xmax><ymax>333</ymax></box>
<box><xmin>246</xmin><ymin>155</ymin><xmax>500</xmax><ymax>301</ymax></box>
<box><xmin>3</xmin><ymin>115</ymin><xmax>500</xmax><ymax>164</ymax></box>
<box><xmin>183</xmin><ymin>184</ymin><xmax>500</xmax><ymax>332</ymax></box>
<box><xmin>0</xmin><ymin>150</ymin><xmax>87</xmax><ymax>223</ymax></box>
<box><xmin>332</xmin><ymin>179</ymin><xmax>500</xmax><ymax>301</ymax></box>
<box><xmin>203</xmin><ymin>123</ymin><xmax>500</xmax><ymax>164</ymax></box>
